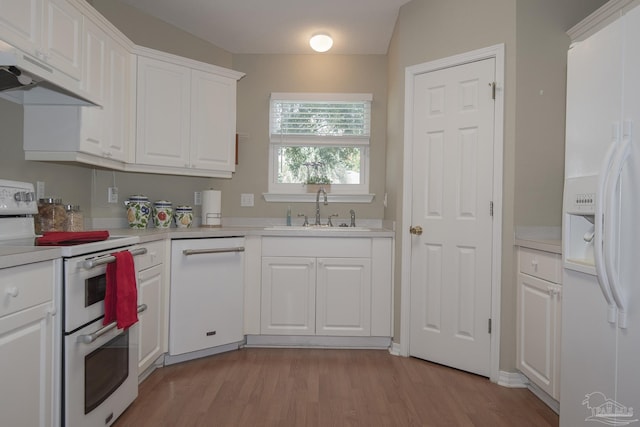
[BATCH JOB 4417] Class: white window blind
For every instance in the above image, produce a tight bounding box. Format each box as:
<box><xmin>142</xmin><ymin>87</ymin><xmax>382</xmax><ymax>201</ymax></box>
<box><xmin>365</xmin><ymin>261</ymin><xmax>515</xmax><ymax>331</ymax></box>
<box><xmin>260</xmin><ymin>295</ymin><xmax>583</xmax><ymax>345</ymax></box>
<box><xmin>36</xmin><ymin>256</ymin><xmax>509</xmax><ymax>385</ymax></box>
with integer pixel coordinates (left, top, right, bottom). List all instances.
<box><xmin>270</xmin><ymin>93</ymin><xmax>372</xmax><ymax>146</ymax></box>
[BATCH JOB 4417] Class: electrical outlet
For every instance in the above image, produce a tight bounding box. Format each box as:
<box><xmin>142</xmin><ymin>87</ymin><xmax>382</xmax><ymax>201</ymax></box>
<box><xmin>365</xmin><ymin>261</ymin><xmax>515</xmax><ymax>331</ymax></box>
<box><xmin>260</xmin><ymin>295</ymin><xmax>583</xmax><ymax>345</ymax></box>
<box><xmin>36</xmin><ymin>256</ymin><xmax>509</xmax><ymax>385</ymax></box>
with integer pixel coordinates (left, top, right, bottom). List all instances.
<box><xmin>240</xmin><ymin>193</ymin><xmax>254</xmax><ymax>207</ymax></box>
<box><xmin>36</xmin><ymin>181</ymin><xmax>45</xmax><ymax>200</ymax></box>
<box><xmin>194</xmin><ymin>191</ymin><xmax>202</xmax><ymax>206</ymax></box>
<box><xmin>108</xmin><ymin>187</ymin><xmax>118</xmax><ymax>203</ymax></box>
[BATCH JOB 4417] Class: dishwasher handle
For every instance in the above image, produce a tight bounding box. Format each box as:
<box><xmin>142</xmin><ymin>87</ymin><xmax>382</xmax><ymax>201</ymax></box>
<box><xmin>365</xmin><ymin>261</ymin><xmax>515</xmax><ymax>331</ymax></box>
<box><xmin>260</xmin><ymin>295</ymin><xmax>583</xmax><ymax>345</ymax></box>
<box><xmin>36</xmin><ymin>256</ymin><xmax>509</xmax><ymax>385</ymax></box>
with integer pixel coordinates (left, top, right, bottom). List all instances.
<box><xmin>182</xmin><ymin>247</ymin><xmax>245</xmax><ymax>256</ymax></box>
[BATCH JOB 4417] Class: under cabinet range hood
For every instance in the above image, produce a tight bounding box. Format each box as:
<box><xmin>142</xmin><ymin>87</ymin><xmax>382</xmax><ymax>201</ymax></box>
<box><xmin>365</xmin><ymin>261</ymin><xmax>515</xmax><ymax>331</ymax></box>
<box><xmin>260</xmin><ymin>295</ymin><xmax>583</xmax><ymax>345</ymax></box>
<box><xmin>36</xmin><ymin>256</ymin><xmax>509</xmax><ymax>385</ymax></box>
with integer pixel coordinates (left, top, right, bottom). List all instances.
<box><xmin>0</xmin><ymin>40</ymin><xmax>98</xmax><ymax>106</ymax></box>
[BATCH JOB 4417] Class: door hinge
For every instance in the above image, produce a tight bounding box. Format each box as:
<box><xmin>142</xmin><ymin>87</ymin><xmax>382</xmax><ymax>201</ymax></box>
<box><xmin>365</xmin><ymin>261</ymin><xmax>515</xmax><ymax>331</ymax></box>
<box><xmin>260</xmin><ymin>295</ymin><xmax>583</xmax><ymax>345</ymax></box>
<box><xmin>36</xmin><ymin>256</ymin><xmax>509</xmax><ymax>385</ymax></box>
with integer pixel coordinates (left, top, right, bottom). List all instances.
<box><xmin>490</xmin><ymin>82</ymin><xmax>496</xmax><ymax>100</ymax></box>
<box><xmin>488</xmin><ymin>318</ymin><xmax>492</xmax><ymax>334</ymax></box>
<box><xmin>490</xmin><ymin>201</ymin><xmax>494</xmax><ymax>217</ymax></box>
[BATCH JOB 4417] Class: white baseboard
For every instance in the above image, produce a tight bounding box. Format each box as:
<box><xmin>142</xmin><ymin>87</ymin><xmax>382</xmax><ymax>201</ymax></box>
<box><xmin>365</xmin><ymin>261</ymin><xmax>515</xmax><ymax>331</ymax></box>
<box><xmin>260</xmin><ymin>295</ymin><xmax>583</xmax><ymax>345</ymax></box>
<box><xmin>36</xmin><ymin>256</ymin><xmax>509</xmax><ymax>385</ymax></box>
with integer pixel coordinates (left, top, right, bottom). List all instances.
<box><xmin>245</xmin><ymin>335</ymin><xmax>391</xmax><ymax>349</ymax></box>
<box><xmin>388</xmin><ymin>342</ymin><xmax>401</xmax><ymax>356</ymax></box>
<box><xmin>497</xmin><ymin>370</ymin><xmax>528</xmax><ymax>388</ymax></box>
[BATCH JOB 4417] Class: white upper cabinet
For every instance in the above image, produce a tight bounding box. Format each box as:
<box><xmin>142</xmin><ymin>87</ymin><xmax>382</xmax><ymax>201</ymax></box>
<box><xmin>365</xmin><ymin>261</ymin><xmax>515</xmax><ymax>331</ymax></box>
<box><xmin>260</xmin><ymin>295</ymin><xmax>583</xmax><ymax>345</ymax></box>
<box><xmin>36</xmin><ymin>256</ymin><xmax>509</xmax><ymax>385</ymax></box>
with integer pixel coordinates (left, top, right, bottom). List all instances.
<box><xmin>134</xmin><ymin>48</ymin><xmax>244</xmax><ymax>177</ymax></box>
<box><xmin>135</xmin><ymin>56</ymin><xmax>191</xmax><ymax>168</ymax></box>
<box><xmin>0</xmin><ymin>0</ymin><xmax>42</xmax><ymax>54</ymax></box>
<box><xmin>190</xmin><ymin>70</ymin><xmax>237</xmax><ymax>171</ymax></box>
<box><xmin>0</xmin><ymin>0</ymin><xmax>83</xmax><ymax>81</ymax></box>
<box><xmin>43</xmin><ymin>0</ymin><xmax>83</xmax><ymax>81</ymax></box>
<box><xmin>23</xmin><ymin>9</ymin><xmax>135</xmax><ymax>167</ymax></box>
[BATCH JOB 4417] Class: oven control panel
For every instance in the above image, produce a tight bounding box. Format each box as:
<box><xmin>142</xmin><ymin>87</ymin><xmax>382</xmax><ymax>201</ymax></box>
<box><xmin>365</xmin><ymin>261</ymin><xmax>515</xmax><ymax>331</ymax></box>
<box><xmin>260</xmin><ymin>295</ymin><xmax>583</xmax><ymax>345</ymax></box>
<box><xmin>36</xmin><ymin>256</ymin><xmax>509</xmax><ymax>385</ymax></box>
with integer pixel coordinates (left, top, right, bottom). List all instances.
<box><xmin>0</xmin><ymin>179</ymin><xmax>37</xmax><ymax>215</ymax></box>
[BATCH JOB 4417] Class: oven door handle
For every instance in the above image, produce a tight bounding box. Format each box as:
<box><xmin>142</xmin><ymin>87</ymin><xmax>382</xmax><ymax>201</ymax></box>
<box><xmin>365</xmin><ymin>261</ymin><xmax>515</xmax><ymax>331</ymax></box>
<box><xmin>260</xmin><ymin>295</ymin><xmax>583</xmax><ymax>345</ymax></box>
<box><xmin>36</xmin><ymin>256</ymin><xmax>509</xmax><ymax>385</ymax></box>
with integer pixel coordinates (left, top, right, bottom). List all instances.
<box><xmin>83</xmin><ymin>247</ymin><xmax>148</xmax><ymax>270</ymax></box>
<box><xmin>77</xmin><ymin>304</ymin><xmax>147</xmax><ymax>344</ymax></box>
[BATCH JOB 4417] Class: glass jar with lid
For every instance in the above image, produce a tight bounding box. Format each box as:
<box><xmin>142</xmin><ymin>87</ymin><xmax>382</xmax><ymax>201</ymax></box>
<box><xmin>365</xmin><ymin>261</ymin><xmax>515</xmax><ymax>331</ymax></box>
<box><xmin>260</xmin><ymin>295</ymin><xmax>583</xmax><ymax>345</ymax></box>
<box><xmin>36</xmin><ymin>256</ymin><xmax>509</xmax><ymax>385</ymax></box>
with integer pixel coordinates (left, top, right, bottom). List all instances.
<box><xmin>64</xmin><ymin>204</ymin><xmax>84</xmax><ymax>232</ymax></box>
<box><xmin>37</xmin><ymin>198</ymin><xmax>67</xmax><ymax>233</ymax></box>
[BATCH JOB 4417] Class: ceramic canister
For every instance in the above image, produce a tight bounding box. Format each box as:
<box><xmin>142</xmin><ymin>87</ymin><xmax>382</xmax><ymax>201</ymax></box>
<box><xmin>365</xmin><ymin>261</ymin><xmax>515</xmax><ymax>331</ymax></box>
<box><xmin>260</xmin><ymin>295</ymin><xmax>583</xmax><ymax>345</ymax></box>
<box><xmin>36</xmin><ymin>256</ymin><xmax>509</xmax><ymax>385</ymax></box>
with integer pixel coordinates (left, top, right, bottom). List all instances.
<box><xmin>125</xmin><ymin>195</ymin><xmax>151</xmax><ymax>229</ymax></box>
<box><xmin>175</xmin><ymin>205</ymin><xmax>193</xmax><ymax>228</ymax></box>
<box><xmin>153</xmin><ymin>200</ymin><xmax>173</xmax><ymax>228</ymax></box>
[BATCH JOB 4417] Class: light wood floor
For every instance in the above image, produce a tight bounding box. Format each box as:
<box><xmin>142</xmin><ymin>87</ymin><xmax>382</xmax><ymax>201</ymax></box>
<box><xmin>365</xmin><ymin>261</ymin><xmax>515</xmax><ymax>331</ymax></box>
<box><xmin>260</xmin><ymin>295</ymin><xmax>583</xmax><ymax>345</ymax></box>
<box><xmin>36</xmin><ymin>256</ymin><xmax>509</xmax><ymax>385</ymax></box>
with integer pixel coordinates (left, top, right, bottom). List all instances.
<box><xmin>114</xmin><ymin>348</ymin><xmax>558</xmax><ymax>427</ymax></box>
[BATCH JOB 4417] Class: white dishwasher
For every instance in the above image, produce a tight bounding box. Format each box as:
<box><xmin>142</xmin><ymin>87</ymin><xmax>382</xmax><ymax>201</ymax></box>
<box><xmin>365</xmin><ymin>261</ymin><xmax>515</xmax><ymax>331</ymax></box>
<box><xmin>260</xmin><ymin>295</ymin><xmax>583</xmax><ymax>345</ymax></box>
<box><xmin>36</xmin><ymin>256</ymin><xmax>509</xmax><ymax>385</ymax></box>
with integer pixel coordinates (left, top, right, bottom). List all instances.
<box><xmin>168</xmin><ymin>237</ymin><xmax>244</xmax><ymax>363</ymax></box>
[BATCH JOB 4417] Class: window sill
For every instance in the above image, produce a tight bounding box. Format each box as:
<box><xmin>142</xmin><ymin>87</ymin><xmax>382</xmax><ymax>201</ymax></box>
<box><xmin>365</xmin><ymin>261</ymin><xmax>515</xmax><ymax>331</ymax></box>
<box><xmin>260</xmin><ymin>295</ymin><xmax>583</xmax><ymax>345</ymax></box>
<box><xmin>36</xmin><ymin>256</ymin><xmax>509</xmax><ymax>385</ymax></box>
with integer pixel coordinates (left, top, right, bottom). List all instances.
<box><xmin>263</xmin><ymin>193</ymin><xmax>375</xmax><ymax>203</ymax></box>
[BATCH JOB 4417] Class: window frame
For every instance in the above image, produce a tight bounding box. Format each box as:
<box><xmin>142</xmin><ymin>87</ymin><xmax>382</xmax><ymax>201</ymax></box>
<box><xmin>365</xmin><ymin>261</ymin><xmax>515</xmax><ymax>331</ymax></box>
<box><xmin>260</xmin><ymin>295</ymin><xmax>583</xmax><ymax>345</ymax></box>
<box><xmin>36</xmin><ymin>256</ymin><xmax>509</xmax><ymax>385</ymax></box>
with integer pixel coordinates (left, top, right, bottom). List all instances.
<box><xmin>265</xmin><ymin>92</ymin><xmax>374</xmax><ymax>202</ymax></box>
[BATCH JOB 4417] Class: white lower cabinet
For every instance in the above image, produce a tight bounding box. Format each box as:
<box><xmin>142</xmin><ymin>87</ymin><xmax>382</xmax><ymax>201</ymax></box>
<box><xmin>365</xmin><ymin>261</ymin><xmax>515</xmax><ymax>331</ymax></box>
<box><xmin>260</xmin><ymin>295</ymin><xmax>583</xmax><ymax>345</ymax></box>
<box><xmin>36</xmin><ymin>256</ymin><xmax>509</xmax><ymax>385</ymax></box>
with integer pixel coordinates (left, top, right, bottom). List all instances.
<box><xmin>0</xmin><ymin>259</ymin><xmax>59</xmax><ymax>427</ymax></box>
<box><xmin>316</xmin><ymin>257</ymin><xmax>371</xmax><ymax>336</ymax></box>
<box><xmin>259</xmin><ymin>237</ymin><xmax>390</xmax><ymax>338</ymax></box>
<box><xmin>517</xmin><ymin>247</ymin><xmax>562</xmax><ymax>400</ymax></box>
<box><xmin>134</xmin><ymin>240</ymin><xmax>167</xmax><ymax>374</ymax></box>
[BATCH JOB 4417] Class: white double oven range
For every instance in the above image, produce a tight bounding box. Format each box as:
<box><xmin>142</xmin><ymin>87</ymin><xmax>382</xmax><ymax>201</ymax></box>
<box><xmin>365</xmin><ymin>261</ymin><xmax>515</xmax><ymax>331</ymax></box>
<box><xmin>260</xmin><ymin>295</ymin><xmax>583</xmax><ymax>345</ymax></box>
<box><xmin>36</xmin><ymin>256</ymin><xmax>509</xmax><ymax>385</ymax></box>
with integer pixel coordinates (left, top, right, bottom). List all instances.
<box><xmin>0</xmin><ymin>179</ymin><xmax>145</xmax><ymax>427</ymax></box>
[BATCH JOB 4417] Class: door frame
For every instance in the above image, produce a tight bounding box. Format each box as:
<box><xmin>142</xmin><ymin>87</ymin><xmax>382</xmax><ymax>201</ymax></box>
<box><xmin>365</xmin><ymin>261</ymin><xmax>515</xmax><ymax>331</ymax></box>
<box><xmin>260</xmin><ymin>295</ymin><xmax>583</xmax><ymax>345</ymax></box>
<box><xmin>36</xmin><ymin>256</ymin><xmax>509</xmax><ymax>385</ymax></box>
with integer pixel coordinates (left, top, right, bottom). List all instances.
<box><xmin>400</xmin><ymin>44</ymin><xmax>504</xmax><ymax>382</ymax></box>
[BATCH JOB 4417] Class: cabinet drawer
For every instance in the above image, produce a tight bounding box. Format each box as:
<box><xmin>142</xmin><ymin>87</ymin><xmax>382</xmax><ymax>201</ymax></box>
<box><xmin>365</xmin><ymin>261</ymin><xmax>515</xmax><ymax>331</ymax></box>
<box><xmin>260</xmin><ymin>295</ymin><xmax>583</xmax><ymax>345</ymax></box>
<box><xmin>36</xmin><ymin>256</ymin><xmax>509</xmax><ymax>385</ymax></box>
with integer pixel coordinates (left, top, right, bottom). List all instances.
<box><xmin>519</xmin><ymin>248</ymin><xmax>562</xmax><ymax>284</ymax></box>
<box><xmin>0</xmin><ymin>261</ymin><xmax>54</xmax><ymax>318</ymax></box>
<box><xmin>134</xmin><ymin>240</ymin><xmax>166</xmax><ymax>271</ymax></box>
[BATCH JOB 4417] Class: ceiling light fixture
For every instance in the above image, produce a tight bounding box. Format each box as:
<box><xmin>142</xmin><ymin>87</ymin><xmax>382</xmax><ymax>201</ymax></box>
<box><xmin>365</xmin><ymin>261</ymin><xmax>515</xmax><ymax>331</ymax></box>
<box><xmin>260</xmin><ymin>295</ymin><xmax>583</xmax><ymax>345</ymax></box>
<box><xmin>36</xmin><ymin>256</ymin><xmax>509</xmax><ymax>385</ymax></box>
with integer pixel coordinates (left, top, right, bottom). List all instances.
<box><xmin>309</xmin><ymin>33</ymin><xmax>333</xmax><ymax>53</ymax></box>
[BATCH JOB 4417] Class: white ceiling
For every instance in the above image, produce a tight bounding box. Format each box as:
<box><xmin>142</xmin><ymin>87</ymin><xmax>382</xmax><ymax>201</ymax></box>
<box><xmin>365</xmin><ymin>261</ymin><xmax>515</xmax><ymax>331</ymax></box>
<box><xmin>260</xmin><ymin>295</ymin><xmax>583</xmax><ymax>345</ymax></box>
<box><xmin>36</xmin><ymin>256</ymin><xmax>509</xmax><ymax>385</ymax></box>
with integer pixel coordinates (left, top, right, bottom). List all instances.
<box><xmin>119</xmin><ymin>0</ymin><xmax>412</xmax><ymax>55</ymax></box>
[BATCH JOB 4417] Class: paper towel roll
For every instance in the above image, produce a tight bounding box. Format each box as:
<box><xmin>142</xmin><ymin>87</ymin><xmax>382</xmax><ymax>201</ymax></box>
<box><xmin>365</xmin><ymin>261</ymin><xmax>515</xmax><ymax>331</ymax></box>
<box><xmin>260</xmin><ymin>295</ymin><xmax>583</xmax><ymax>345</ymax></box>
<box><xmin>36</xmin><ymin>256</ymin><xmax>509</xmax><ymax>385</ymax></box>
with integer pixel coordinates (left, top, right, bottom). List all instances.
<box><xmin>201</xmin><ymin>190</ymin><xmax>221</xmax><ymax>227</ymax></box>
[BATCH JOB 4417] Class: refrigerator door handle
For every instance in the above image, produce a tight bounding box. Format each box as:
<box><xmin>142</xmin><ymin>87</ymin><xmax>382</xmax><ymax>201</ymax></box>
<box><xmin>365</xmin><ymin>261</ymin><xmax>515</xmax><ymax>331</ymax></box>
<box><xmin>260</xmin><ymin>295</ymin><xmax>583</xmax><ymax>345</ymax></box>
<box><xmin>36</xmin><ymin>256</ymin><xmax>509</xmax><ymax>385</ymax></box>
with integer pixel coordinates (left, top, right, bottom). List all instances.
<box><xmin>595</xmin><ymin>129</ymin><xmax>619</xmax><ymax>324</ymax></box>
<box><xmin>604</xmin><ymin>125</ymin><xmax>632</xmax><ymax>328</ymax></box>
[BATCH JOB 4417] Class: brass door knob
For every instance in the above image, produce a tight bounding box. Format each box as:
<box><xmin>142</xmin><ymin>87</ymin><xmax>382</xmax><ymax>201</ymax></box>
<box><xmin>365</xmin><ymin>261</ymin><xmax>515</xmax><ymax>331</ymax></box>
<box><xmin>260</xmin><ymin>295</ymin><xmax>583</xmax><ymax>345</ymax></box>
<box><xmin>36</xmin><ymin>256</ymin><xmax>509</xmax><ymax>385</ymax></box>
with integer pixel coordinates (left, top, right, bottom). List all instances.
<box><xmin>409</xmin><ymin>225</ymin><xmax>423</xmax><ymax>235</ymax></box>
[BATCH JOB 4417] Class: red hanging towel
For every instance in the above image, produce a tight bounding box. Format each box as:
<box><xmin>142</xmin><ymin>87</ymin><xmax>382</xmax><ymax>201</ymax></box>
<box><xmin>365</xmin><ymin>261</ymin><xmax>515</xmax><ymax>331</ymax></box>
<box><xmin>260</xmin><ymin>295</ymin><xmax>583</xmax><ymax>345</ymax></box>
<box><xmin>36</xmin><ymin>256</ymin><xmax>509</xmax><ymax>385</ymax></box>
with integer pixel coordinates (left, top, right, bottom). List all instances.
<box><xmin>103</xmin><ymin>251</ymin><xmax>138</xmax><ymax>329</ymax></box>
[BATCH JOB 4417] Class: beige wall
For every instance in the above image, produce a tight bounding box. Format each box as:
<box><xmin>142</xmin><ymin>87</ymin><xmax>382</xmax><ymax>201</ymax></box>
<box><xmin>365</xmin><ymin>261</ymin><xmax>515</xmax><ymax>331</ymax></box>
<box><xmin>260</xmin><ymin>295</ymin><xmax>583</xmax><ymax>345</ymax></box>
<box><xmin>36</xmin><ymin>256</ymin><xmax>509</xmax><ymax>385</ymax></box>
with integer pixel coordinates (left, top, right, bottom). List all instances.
<box><xmin>88</xmin><ymin>0</ymin><xmax>233</xmax><ymax>68</ymax></box>
<box><xmin>386</xmin><ymin>0</ymin><xmax>605</xmax><ymax>371</ymax></box>
<box><xmin>514</xmin><ymin>0</ymin><xmax>607</xmax><ymax>226</ymax></box>
<box><xmin>212</xmin><ymin>54</ymin><xmax>388</xmax><ymax>220</ymax></box>
<box><xmin>387</xmin><ymin>0</ymin><xmax>517</xmax><ymax>370</ymax></box>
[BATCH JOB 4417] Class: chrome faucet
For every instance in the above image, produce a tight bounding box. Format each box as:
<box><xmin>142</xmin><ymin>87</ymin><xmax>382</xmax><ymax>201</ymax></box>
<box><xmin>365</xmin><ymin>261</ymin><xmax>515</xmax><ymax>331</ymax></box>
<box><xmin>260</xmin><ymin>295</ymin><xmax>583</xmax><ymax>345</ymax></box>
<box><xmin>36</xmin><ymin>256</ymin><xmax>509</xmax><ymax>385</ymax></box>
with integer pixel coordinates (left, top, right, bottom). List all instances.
<box><xmin>350</xmin><ymin>209</ymin><xmax>356</xmax><ymax>227</ymax></box>
<box><xmin>315</xmin><ymin>186</ymin><xmax>328</xmax><ymax>225</ymax></box>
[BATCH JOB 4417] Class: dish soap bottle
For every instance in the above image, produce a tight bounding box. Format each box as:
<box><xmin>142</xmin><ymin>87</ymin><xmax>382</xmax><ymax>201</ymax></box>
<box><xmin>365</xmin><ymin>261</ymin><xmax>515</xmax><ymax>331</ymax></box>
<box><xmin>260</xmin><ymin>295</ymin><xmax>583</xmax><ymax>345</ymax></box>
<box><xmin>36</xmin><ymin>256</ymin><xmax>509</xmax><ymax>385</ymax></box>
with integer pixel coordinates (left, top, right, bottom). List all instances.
<box><xmin>286</xmin><ymin>206</ymin><xmax>292</xmax><ymax>226</ymax></box>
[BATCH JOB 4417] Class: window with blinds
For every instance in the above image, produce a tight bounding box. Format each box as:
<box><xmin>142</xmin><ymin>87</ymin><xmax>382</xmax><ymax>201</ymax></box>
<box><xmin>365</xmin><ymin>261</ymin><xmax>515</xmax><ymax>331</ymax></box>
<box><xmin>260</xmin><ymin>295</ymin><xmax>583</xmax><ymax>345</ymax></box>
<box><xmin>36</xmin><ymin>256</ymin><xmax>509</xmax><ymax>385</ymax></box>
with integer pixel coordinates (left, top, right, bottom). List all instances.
<box><xmin>267</xmin><ymin>93</ymin><xmax>372</xmax><ymax>197</ymax></box>
<box><xmin>270</xmin><ymin>93</ymin><xmax>372</xmax><ymax>145</ymax></box>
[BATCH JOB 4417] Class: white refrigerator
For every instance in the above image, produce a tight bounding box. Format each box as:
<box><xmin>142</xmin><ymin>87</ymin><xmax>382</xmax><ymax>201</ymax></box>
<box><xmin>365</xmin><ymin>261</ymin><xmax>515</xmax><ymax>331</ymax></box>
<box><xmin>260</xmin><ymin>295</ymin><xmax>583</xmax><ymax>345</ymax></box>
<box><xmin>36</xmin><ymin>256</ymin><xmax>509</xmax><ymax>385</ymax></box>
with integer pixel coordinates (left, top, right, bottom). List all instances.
<box><xmin>561</xmin><ymin>2</ymin><xmax>640</xmax><ymax>426</ymax></box>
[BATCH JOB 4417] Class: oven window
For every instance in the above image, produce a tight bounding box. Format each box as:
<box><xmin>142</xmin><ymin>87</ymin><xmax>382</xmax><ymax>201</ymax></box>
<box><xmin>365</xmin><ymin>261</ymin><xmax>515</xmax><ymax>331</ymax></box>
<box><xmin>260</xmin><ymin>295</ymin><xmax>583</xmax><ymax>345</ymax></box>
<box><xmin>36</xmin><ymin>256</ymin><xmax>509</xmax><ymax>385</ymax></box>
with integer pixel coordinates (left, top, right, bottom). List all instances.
<box><xmin>85</xmin><ymin>331</ymin><xmax>129</xmax><ymax>414</ymax></box>
<box><xmin>85</xmin><ymin>274</ymin><xmax>107</xmax><ymax>307</ymax></box>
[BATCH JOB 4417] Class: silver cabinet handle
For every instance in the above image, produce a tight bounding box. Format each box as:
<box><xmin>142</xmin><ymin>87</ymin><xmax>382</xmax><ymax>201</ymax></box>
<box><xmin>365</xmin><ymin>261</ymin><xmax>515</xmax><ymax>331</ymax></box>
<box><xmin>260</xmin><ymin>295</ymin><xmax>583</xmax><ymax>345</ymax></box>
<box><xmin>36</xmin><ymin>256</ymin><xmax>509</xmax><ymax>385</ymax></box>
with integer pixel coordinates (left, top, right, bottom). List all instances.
<box><xmin>77</xmin><ymin>304</ymin><xmax>147</xmax><ymax>344</ymax></box>
<box><xmin>182</xmin><ymin>247</ymin><xmax>245</xmax><ymax>256</ymax></box>
<box><xmin>83</xmin><ymin>247</ymin><xmax>148</xmax><ymax>269</ymax></box>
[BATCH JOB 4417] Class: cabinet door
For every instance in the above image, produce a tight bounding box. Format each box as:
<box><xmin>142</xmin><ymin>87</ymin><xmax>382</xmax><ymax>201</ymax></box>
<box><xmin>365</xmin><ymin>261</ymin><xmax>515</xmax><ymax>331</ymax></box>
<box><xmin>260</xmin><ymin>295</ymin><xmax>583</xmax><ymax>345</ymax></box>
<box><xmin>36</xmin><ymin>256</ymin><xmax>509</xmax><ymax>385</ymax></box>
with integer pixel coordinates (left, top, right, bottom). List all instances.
<box><xmin>43</xmin><ymin>0</ymin><xmax>82</xmax><ymax>80</ymax></box>
<box><xmin>137</xmin><ymin>263</ymin><xmax>163</xmax><ymax>373</ymax></box>
<box><xmin>79</xmin><ymin>18</ymin><xmax>106</xmax><ymax>158</ymax></box>
<box><xmin>261</xmin><ymin>257</ymin><xmax>316</xmax><ymax>335</ymax></box>
<box><xmin>517</xmin><ymin>273</ymin><xmax>560</xmax><ymax>398</ymax></box>
<box><xmin>136</xmin><ymin>56</ymin><xmax>191</xmax><ymax>168</ymax></box>
<box><xmin>190</xmin><ymin>70</ymin><xmax>237</xmax><ymax>171</ymax></box>
<box><xmin>104</xmin><ymin>38</ymin><xmax>131</xmax><ymax>162</ymax></box>
<box><xmin>316</xmin><ymin>257</ymin><xmax>371</xmax><ymax>336</ymax></box>
<box><xmin>0</xmin><ymin>0</ymin><xmax>42</xmax><ymax>54</ymax></box>
<box><xmin>0</xmin><ymin>304</ymin><xmax>54</xmax><ymax>427</ymax></box>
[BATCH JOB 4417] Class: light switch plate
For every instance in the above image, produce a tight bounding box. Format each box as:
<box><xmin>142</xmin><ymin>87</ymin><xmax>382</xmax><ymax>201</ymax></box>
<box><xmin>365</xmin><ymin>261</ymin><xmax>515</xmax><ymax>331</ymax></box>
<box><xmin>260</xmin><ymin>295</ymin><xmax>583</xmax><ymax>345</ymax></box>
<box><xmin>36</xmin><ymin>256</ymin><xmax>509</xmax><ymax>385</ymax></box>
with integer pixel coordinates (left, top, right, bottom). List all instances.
<box><xmin>194</xmin><ymin>191</ymin><xmax>202</xmax><ymax>206</ymax></box>
<box><xmin>108</xmin><ymin>187</ymin><xmax>118</xmax><ymax>204</ymax></box>
<box><xmin>240</xmin><ymin>193</ymin><xmax>254</xmax><ymax>207</ymax></box>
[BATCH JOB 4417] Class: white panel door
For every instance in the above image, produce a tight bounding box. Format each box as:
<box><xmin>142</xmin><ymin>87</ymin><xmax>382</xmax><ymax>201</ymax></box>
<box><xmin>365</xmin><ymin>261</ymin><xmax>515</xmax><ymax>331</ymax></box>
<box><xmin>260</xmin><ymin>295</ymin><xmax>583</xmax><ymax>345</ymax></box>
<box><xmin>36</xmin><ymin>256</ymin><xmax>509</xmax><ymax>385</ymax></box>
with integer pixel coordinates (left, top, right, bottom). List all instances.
<box><xmin>136</xmin><ymin>56</ymin><xmax>191</xmax><ymax>167</ymax></box>
<box><xmin>104</xmin><ymin>39</ymin><xmax>131</xmax><ymax>162</ymax></box>
<box><xmin>137</xmin><ymin>263</ymin><xmax>163</xmax><ymax>373</ymax></box>
<box><xmin>43</xmin><ymin>0</ymin><xmax>83</xmax><ymax>80</ymax></box>
<box><xmin>0</xmin><ymin>0</ymin><xmax>42</xmax><ymax>55</ymax></box>
<box><xmin>190</xmin><ymin>70</ymin><xmax>236</xmax><ymax>171</ymax></box>
<box><xmin>517</xmin><ymin>274</ymin><xmax>558</xmax><ymax>397</ymax></box>
<box><xmin>0</xmin><ymin>304</ymin><xmax>54</xmax><ymax>427</ymax></box>
<box><xmin>261</xmin><ymin>257</ymin><xmax>316</xmax><ymax>335</ymax></box>
<box><xmin>316</xmin><ymin>257</ymin><xmax>371</xmax><ymax>336</ymax></box>
<box><xmin>409</xmin><ymin>58</ymin><xmax>495</xmax><ymax>377</ymax></box>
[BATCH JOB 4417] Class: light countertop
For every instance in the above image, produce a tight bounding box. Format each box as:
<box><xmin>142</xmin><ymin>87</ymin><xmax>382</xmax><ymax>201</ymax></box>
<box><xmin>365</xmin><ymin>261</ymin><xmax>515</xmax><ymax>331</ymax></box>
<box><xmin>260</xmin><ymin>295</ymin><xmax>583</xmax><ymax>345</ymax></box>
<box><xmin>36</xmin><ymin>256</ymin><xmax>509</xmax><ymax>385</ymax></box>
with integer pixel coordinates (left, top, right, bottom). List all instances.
<box><xmin>514</xmin><ymin>226</ymin><xmax>562</xmax><ymax>254</ymax></box>
<box><xmin>0</xmin><ymin>225</ymin><xmax>394</xmax><ymax>269</ymax></box>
